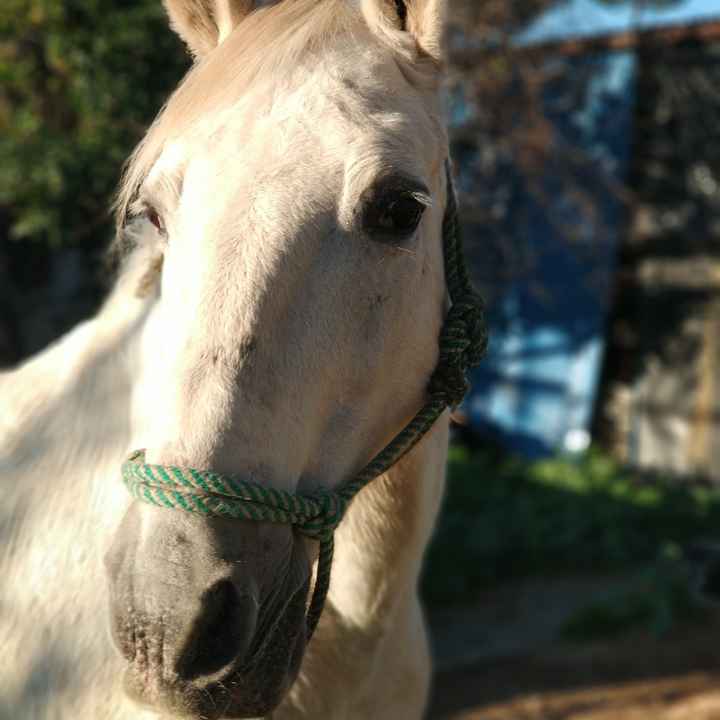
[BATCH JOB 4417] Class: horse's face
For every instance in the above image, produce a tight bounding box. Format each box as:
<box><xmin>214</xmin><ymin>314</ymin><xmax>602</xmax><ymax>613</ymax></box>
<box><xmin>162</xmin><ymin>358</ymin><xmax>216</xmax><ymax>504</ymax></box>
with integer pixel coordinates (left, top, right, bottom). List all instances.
<box><xmin>105</xmin><ymin>0</ymin><xmax>448</xmax><ymax>716</ymax></box>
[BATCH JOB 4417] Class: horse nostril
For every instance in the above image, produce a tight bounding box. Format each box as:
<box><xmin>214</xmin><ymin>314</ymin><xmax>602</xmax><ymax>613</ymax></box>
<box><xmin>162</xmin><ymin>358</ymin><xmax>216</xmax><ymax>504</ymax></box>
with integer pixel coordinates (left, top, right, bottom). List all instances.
<box><xmin>175</xmin><ymin>579</ymin><xmax>258</xmax><ymax>680</ymax></box>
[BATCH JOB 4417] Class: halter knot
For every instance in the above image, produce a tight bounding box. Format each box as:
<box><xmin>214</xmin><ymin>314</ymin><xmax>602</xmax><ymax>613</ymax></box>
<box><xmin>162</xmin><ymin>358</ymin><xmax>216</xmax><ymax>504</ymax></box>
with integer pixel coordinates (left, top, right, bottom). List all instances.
<box><xmin>428</xmin><ymin>290</ymin><xmax>488</xmax><ymax>408</ymax></box>
<box><xmin>297</xmin><ymin>490</ymin><xmax>348</xmax><ymax>542</ymax></box>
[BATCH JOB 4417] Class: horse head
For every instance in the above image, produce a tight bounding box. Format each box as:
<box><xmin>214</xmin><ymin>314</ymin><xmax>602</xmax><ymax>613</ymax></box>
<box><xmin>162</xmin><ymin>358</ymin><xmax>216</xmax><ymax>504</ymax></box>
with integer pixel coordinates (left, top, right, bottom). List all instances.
<box><xmin>104</xmin><ymin>0</ymin><xmax>452</xmax><ymax>717</ymax></box>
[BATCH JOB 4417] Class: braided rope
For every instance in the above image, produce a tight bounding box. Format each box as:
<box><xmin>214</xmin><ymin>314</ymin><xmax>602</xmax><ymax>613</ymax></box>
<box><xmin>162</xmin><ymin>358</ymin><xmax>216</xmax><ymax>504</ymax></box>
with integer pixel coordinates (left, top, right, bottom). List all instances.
<box><xmin>120</xmin><ymin>161</ymin><xmax>487</xmax><ymax>643</ymax></box>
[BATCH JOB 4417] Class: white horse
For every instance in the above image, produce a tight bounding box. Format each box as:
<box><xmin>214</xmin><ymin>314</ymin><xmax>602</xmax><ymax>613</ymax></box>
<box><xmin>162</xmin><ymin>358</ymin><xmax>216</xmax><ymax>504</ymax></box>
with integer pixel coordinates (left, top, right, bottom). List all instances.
<box><xmin>0</xmin><ymin>1</ymin><xmax>467</xmax><ymax>717</ymax></box>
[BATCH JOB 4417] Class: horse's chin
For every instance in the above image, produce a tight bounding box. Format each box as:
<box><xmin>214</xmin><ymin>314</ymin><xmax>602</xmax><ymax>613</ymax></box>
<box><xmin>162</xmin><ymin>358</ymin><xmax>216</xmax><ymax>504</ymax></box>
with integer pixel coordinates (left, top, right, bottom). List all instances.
<box><xmin>123</xmin><ymin>668</ymin><xmax>295</xmax><ymax>720</ymax></box>
<box><xmin>121</xmin><ymin>584</ymin><xmax>309</xmax><ymax>719</ymax></box>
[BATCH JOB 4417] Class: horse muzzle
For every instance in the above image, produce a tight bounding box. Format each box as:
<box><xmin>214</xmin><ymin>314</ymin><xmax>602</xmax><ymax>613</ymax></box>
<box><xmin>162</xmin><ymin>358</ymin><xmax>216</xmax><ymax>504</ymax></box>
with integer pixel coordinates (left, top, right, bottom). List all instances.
<box><xmin>104</xmin><ymin>503</ymin><xmax>311</xmax><ymax>718</ymax></box>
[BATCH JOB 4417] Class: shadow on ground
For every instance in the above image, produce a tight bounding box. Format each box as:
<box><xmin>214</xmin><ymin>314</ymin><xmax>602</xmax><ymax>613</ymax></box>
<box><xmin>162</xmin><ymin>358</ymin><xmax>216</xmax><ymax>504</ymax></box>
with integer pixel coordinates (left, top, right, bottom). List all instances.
<box><xmin>428</xmin><ymin>584</ymin><xmax>720</xmax><ymax>719</ymax></box>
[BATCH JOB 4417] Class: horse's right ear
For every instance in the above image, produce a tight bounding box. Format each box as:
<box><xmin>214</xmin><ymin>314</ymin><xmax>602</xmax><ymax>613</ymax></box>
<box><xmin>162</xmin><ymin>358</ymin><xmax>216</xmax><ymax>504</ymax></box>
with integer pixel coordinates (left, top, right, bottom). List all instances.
<box><xmin>361</xmin><ymin>0</ymin><xmax>448</xmax><ymax>65</ymax></box>
<box><xmin>163</xmin><ymin>0</ymin><xmax>255</xmax><ymax>58</ymax></box>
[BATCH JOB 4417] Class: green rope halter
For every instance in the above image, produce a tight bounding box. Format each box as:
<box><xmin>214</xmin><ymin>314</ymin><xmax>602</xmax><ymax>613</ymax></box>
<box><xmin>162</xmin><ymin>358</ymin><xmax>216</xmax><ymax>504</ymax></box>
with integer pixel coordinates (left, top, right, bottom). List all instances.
<box><xmin>121</xmin><ymin>162</ymin><xmax>487</xmax><ymax>643</ymax></box>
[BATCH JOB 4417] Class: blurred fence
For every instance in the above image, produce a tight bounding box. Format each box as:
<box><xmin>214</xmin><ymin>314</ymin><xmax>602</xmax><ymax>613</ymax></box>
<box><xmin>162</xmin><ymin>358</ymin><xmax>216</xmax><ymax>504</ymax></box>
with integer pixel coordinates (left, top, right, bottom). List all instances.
<box><xmin>598</xmin><ymin>34</ymin><xmax>720</xmax><ymax>479</ymax></box>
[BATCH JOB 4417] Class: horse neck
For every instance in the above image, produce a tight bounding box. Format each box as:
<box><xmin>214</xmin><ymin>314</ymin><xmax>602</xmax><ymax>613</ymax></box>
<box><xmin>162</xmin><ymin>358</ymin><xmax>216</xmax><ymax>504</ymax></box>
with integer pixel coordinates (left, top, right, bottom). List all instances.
<box><xmin>0</xmin><ymin>251</ymin><xmax>157</xmax><ymax>719</ymax></box>
<box><xmin>1</xmin><ymin>250</ymin><xmax>155</xmax><ymax>475</ymax></box>
<box><xmin>329</xmin><ymin>414</ymin><xmax>449</xmax><ymax>629</ymax></box>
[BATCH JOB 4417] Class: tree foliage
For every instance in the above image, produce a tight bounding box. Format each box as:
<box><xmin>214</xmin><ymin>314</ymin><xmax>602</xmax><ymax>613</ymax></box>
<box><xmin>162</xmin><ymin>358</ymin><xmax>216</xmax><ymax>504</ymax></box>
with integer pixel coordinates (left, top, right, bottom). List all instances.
<box><xmin>0</xmin><ymin>0</ymin><xmax>189</xmax><ymax>248</ymax></box>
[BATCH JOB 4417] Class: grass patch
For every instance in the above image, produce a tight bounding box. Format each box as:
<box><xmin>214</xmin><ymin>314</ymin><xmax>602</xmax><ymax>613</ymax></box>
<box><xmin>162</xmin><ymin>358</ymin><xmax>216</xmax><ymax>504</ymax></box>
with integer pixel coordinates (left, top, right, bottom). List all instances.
<box><xmin>560</xmin><ymin>543</ymin><xmax>705</xmax><ymax>640</ymax></box>
<box><xmin>422</xmin><ymin>446</ymin><xmax>720</xmax><ymax>608</ymax></box>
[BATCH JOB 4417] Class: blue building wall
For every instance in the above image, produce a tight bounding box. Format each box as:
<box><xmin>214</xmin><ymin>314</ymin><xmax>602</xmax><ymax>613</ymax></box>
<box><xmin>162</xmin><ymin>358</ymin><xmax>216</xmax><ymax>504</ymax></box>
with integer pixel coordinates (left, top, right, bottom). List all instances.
<box><xmin>463</xmin><ymin>51</ymin><xmax>637</xmax><ymax>456</ymax></box>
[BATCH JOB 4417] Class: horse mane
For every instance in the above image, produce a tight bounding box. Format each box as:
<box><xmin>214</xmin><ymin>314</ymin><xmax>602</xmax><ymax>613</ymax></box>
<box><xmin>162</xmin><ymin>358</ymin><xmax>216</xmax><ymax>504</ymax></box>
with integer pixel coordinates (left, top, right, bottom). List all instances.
<box><xmin>112</xmin><ymin>0</ymin><xmax>436</xmax><ymax>249</ymax></box>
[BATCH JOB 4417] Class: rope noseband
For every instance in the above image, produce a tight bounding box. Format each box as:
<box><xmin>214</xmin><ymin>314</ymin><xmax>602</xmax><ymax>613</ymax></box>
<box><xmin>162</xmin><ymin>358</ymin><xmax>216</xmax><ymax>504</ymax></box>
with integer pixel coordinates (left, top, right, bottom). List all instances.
<box><xmin>121</xmin><ymin>162</ymin><xmax>487</xmax><ymax>642</ymax></box>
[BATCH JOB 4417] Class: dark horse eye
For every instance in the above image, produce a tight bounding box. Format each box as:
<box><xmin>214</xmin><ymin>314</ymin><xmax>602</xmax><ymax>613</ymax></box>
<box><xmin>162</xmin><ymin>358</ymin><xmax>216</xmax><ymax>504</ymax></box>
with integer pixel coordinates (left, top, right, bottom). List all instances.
<box><xmin>365</xmin><ymin>194</ymin><xmax>425</xmax><ymax>236</ymax></box>
<box><xmin>360</xmin><ymin>178</ymin><xmax>429</xmax><ymax>241</ymax></box>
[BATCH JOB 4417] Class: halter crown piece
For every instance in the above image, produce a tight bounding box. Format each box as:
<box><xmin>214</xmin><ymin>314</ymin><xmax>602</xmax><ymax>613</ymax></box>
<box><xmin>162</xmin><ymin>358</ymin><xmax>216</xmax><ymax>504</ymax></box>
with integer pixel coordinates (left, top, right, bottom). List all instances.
<box><xmin>121</xmin><ymin>162</ymin><xmax>487</xmax><ymax>642</ymax></box>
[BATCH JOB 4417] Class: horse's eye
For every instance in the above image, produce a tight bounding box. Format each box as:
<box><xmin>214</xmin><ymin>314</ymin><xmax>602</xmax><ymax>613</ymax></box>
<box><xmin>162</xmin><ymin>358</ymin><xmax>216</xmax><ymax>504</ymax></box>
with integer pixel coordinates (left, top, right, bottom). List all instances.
<box><xmin>363</xmin><ymin>192</ymin><xmax>426</xmax><ymax>239</ymax></box>
<box><xmin>145</xmin><ymin>206</ymin><xmax>166</xmax><ymax>236</ymax></box>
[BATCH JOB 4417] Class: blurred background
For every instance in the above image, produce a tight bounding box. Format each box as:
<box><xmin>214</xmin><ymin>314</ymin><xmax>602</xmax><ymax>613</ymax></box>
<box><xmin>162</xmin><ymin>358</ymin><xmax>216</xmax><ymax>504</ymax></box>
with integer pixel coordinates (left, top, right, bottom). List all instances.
<box><xmin>3</xmin><ymin>0</ymin><xmax>720</xmax><ymax>717</ymax></box>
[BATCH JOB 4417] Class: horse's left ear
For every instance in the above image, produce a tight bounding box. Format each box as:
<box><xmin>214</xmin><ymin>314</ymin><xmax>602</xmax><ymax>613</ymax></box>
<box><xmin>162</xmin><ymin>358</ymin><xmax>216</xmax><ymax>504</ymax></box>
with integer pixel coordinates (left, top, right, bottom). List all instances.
<box><xmin>361</xmin><ymin>0</ymin><xmax>448</xmax><ymax>64</ymax></box>
<box><xmin>163</xmin><ymin>0</ymin><xmax>255</xmax><ymax>58</ymax></box>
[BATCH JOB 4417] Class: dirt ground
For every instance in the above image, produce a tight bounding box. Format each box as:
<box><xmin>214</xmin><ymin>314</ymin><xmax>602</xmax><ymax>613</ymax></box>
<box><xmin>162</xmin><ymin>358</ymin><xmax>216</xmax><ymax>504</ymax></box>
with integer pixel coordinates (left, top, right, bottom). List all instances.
<box><xmin>427</xmin><ymin>578</ymin><xmax>720</xmax><ymax>719</ymax></box>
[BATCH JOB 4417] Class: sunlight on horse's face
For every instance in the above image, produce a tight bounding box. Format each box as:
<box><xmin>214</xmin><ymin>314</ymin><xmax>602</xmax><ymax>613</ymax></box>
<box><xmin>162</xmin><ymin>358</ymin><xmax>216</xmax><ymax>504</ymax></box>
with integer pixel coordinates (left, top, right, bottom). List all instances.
<box><xmin>105</xmin><ymin>5</ymin><xmax>447</xmax><ymax>718</ymax></box>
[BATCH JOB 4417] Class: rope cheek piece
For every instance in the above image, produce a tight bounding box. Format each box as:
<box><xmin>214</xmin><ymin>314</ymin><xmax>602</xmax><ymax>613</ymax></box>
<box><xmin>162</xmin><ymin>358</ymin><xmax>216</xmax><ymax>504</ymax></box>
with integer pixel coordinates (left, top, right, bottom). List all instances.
<box><xmin>121</xmin><ymin>162</ymin><xmax>487</xmax><ymax>644</ymax></box>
